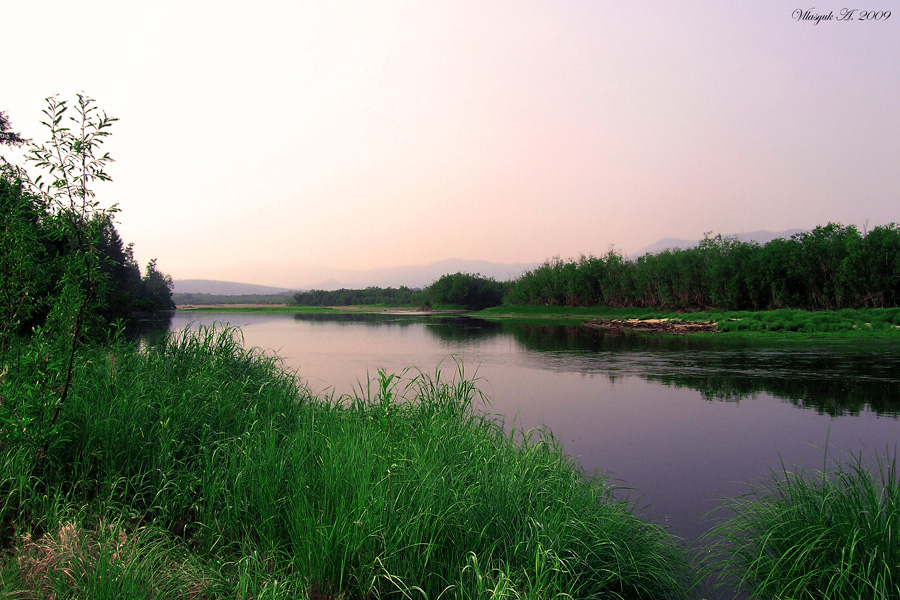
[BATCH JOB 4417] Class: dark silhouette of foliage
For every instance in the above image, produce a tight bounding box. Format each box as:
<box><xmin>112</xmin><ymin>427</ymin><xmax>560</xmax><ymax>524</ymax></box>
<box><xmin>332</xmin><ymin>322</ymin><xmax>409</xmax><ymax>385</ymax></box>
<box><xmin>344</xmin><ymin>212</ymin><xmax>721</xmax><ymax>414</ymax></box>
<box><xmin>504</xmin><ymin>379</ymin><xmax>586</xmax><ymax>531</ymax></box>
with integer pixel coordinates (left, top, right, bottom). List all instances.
<box><xmin>0</xmin><ymin>111</ymin><xmax>26</xmax><ymax>147</ymax></box>
<box><xmin>95</xmin><ymin>218</ymin><xmax>176</xmax><ymax>316</ymax></box>
<box><xmin>1</xmin><ymin>167</ymin><xmax>56</xmax><ymax>348</ymax></box>
<box><xmin>135</xmin><ymin>258</ymin><xmax>176</xmax><ymax>312</ymax></box>
<box><xmin>104</xmin><ymin>227</ymin><xmax>142</xmax><ymax>315</ymax></box>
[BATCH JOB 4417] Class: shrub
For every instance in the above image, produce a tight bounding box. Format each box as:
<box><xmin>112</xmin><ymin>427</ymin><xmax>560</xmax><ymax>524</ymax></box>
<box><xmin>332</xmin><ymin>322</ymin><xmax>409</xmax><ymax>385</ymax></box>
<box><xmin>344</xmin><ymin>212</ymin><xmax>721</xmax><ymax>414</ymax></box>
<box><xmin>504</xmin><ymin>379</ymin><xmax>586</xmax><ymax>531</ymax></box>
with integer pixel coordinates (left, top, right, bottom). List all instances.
<box><xmin>426</xmin><ymin>272</ymin><xmax>506</xmax><ymax>310</ymax></box>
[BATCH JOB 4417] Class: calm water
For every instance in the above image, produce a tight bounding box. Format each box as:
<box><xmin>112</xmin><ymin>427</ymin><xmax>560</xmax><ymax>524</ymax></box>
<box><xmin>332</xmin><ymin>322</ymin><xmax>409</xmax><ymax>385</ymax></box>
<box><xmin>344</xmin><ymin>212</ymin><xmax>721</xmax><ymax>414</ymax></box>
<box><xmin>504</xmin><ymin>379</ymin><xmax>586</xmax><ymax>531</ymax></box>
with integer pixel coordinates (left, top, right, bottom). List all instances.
<box><xmin>164</xmin><ymin>312</ymin><xmax>900</xmax><ymax>554</ymax></box>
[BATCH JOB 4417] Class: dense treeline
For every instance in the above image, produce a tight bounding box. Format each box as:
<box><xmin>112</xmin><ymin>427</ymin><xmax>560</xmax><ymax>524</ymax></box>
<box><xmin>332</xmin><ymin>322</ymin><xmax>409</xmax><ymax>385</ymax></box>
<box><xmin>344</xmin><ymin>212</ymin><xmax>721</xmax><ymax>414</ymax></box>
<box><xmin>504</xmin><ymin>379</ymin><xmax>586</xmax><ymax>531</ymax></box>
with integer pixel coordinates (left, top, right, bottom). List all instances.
<box><xmin>507</xmin><ymin>223</ymin><xmax>900</xmax><ymax>310</ymax></box>
<box><xmin>291</xmin><ymin>273</ymin><xmax>509</xmax><ymax>311</ymax></box>
<box><xmin>293</xmin><ymin>286</ymin><xmax>426</xmax><ymax>306</ymax></box>
<box><xmin>290</xmin><ymin>223</ymin><xmax>899</xmax><ymax>313</ymax></box>
<box><xmin>174</xmin><ymin>292</ymin><xmax>295</xmax><ymax>305</ymax></box>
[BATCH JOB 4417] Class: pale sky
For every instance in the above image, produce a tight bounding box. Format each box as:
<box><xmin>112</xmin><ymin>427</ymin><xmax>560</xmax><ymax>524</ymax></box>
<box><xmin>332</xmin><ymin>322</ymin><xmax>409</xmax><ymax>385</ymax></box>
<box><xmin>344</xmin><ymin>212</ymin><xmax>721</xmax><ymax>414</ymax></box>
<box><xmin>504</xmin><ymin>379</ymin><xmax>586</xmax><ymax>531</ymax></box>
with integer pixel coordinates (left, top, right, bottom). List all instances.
<box><xmin>3</xmin><ymin>1</ymin><xmax>898</xmax><ymax>287</ymax></box>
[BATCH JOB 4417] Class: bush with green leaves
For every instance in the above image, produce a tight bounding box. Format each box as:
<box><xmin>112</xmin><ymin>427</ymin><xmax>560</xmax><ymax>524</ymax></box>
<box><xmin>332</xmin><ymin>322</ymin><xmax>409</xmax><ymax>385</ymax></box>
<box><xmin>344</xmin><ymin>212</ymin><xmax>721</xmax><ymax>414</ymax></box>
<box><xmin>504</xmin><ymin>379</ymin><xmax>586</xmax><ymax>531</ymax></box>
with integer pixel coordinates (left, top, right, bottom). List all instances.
<box><xmin>426</xmin><ymin>272</ymin><xmax>507</xmax><ymax>310</ymax></box>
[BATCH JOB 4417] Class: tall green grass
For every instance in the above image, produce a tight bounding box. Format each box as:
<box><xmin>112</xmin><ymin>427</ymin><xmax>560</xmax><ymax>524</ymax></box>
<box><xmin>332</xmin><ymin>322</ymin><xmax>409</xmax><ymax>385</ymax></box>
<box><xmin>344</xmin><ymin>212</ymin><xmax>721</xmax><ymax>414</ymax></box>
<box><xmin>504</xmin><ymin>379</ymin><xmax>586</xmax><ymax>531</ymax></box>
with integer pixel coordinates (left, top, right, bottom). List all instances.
<box><xmin>703</xmin><ymin>449</ymin><xmax>900</xmax><ymax>599</ymax></box>
<box><xmin>1</xmin><ymin>327</ymin><xmax>693</xmax><ymax>599</ymax></box>
<box><xmin>713</xmin><ymin>307</ymin><xmax>900</xmax><ymax>335</ymax></box>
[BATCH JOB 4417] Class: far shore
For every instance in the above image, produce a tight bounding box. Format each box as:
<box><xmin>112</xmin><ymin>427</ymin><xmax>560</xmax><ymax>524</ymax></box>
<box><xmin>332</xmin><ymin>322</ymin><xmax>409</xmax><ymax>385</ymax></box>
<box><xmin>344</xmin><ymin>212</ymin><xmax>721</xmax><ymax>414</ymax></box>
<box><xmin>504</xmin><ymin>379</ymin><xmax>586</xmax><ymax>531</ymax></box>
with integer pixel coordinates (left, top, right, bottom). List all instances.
<box><xmin>173</xmin><ymin>304</ymin><xmax>900</xmax><ymax>337</ymax></box>
<box><xmin>177</xmin><ymin>304</ymin><xmax>464</xmax><ymax>316</ymax></box>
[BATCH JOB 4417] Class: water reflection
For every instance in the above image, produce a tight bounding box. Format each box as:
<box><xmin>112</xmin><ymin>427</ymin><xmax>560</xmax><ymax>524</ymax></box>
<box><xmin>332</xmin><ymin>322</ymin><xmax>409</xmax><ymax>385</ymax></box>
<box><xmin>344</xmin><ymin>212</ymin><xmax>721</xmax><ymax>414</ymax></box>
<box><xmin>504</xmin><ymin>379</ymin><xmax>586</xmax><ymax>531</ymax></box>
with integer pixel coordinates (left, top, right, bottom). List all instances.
<box><xmin>498</xmin><ymin>323</ymin><xmax>900</xmax><ymax>417</ymax></box>
<box><xmin>285</xmin><ymin>313</ymin><xmax>900</xmax><ymax>416</ymax></box>
<box><xmin>129</xmin><ymin>311</ymin><xmax>174</xmax><ymax>345</ymax></box>
<box><xmin>292</xmin><ymin>312</ymin><xmax>432</xmax><ymax>326</ymax></box>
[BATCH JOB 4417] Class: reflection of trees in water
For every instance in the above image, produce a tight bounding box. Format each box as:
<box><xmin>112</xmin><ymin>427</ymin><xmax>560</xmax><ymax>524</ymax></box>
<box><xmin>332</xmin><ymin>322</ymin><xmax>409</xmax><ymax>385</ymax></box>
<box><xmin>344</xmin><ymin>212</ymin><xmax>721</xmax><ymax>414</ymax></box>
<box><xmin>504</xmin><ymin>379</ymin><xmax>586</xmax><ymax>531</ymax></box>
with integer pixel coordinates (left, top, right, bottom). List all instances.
<box><xmin>492</xmin><ymin>321</ymin><xmax>900</xmax><ymax>417</ymax></box>
<box><xmin>291</xmin><ymin>313</ymin><xmax>510</xmax><ymax>343</ymax></box>
<box><xmin>292</xmin><ymin>312</ymin><xmax>428</xmax><ymax>326</ymax></box>
<box><xmin>131</xmin><ymin>312</ymin><xmax>174</xmax><ymax>346</ymax></box>
<box><xmin>502</xmin><ymin>322</ymin><xmax>718</xmax><ymax>353</ymax></box>
<box><xmin>656</xmin><ymin>373</ymin><xmax>898</xmax><ymax>417</ymax></box>
<box><xmin>424</xmin><ymin>317</ymin><xmax>505</xmax><ymax>344</ymax></box>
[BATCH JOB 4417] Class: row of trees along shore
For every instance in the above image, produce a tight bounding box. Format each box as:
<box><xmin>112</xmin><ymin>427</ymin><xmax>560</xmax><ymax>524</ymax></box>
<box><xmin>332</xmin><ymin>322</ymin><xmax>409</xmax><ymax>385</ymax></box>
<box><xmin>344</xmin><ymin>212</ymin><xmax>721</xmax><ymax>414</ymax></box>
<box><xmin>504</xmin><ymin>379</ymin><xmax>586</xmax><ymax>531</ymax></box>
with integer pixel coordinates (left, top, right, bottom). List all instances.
<box><xmin>292</xmin><ymin>272</ymin><xmax>509</xmax><ymax>310</ymax></box>
<box><xmin>292</xmin><ymin>223</ymin><xmax>900</xmax><ymax>312</ymax></box>
<box><xmin>292</xmin><ymin>285</ymin><xmax>424</xmax><ymax>307</ymax></box>
<box><xmin>507</xmin><ymin>224</ymin><xmax>900</xmax><ymax>310</ymax></box>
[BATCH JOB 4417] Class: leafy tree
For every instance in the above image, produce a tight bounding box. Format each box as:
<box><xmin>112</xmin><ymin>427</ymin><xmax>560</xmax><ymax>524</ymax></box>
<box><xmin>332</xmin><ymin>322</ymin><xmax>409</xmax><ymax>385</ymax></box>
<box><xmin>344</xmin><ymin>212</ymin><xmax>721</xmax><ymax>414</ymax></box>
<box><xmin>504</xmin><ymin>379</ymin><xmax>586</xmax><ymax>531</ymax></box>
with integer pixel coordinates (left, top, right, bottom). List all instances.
<box><xmin>135</xmin><ymin>258</ymin><xmax>175</xmax><ymax>311</ymax></box>
<box><xmin>426</xmin><ymin>272</ymin><xmax>505</xmax><ymax>310</ymax></box>
<box><xmin>859</xmin><ymin>223</ymin><xmax>900</xmax><ymax>307</ymax></box>
<box><xmin>1</xmin><ymin>94</ymin><xmax>118</xmax><ymax>457</ymax></box>
<box><xmin>95</xmin><ymin>217</ymin><xmax>144</xmax><ymax>319</ymax></box>
<box><xmin>23</xmin><ymin>95</ymin><xmax>119</xmax><ymax>342</ymax></box>
<box><xmin>0</xmin><ymin>165</ymin><xmax>56</xmax><ymax>356</ymax></box>
<box><xmin>0</xmin><ymin>113</ymin><xmax>45</xmax><ymax>352</ymax></box>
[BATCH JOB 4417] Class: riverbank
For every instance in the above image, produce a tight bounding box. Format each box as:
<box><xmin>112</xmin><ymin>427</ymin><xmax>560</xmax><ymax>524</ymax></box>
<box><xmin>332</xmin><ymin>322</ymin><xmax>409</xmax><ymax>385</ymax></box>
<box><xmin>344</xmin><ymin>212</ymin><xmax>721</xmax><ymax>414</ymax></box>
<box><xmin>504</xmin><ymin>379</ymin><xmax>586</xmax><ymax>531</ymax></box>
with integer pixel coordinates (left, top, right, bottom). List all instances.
<box><xmin>6</xmin><ymin>327</ymin><xmax>899</xmax><ymax>598</ymax></box>
<box><xmin>586</xmin><ymin>317</ymin><xmax>719</xmax><ymax>334</ymax></box>
<box><xmin>474</xmin><ymin>306</ymin><xmax>900</xmax><ymax>336</ymax></box>
<box><xmin>177</xmin><ymin>304</ymin><xmax>900</xmax><ymax>337</ymax></box>
<box><xmin>0</xmin><ymin>328</ymin><xmax>693</xmax><ymax>598</ymax></box>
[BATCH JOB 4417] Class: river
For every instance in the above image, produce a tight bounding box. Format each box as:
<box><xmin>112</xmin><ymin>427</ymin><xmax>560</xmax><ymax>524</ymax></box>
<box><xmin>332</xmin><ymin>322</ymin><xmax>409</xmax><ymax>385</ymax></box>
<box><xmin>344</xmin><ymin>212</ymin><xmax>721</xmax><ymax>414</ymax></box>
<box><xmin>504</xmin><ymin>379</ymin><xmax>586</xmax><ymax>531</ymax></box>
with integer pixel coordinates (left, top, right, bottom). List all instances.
<box><xmin>161</xmin><ymin>311</ymin><xmax>899</xmax><ymax>574</ymax></box>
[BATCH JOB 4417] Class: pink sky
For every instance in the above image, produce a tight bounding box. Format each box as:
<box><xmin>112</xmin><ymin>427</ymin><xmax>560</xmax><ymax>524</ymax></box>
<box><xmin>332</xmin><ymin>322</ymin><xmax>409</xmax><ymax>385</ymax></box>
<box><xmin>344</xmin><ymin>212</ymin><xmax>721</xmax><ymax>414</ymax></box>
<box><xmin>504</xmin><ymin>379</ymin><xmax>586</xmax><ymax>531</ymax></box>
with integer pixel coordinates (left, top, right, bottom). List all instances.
<box><xmin>3</xmin><ymin>1</ymin><xmax>898</xmax><ymax>287</ymax></box>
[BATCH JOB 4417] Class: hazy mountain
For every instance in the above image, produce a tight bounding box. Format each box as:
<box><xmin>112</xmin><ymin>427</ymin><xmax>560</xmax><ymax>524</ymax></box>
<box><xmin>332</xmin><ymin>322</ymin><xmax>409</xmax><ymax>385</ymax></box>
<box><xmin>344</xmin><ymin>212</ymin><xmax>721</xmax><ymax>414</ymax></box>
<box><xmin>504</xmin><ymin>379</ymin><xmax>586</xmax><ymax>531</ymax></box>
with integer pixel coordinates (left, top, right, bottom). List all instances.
<box><xmin>174</xmin><ymin>259</ymin><xmax>539</xmax><ymax>295</ymax></box>
<box><xmin>173</xmin><ymin>280</ymin><xmax>295</xmax><ymax>296</ymax></box>
<box><xmin>302</xmin><ymin>259</ymin><xmax>539</xmax><ymax>290</ymax></box>
<box><xmin>630</xmin><ymin>229</ymin><xmax>806</xmax><ymax>258</ymax></box>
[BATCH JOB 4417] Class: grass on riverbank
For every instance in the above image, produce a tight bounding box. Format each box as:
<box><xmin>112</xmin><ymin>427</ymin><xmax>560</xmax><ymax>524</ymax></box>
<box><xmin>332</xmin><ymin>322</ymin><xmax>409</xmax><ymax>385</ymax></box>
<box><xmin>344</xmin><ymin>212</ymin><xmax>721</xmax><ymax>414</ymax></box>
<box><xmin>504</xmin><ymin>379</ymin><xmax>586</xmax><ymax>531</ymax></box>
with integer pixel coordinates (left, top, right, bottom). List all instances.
<box><xmin>0</xmin><ymin>327</ymin><xmax>693</xmax><ymax>599</ymax></box>
<box><xmin>712</xmin><ymin>307</ymin><xmax>900</xmax><ymax>335</ymax></box>
<box><xmin>704</xmin><ymin>449</ymin><xmax>900</xmax><ymax>599</ymax></box>
<box><xmin>477</xmin><ymin>305</ymin><xmax>900</xmax><ymax>336</ymax></box>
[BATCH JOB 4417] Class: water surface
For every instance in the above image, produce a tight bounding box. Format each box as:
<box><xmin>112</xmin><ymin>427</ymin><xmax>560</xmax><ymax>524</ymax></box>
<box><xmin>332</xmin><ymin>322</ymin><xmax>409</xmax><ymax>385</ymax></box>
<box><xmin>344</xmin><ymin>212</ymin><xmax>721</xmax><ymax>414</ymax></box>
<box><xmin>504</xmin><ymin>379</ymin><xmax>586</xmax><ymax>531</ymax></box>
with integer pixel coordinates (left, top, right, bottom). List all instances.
<box><xmin>165</xmin><ymin>312</ymin><xmax>900</xmax><ymax>554</ymax></box>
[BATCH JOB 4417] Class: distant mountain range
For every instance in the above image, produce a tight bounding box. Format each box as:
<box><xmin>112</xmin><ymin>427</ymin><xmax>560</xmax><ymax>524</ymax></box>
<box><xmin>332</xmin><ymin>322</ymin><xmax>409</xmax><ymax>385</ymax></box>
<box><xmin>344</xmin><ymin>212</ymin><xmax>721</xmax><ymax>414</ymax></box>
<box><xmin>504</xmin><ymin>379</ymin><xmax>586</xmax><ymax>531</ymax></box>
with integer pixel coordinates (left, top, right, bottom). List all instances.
<box><xmin>303</xmin><ymin>258</ymin><xmax>538</xmax><ymax>291</ymax></box>
<box><xmin>175</xmin><ymin>231</ymin><xmax>808</xmax><ymax>296</ymax></box>
<box><xmin>173</xmin><ymin>259</ymin><xmax>539</xmax><ymax>296</ymax></box>
<box><xmin>628</xmin><ymin>228</ymin><xmax>806</xmax><ymax>258</ymax></box>
<box><xmin>173</xmin><ymin>280</ymin><xmax>295</xmax><ymax>296</ymax></box>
